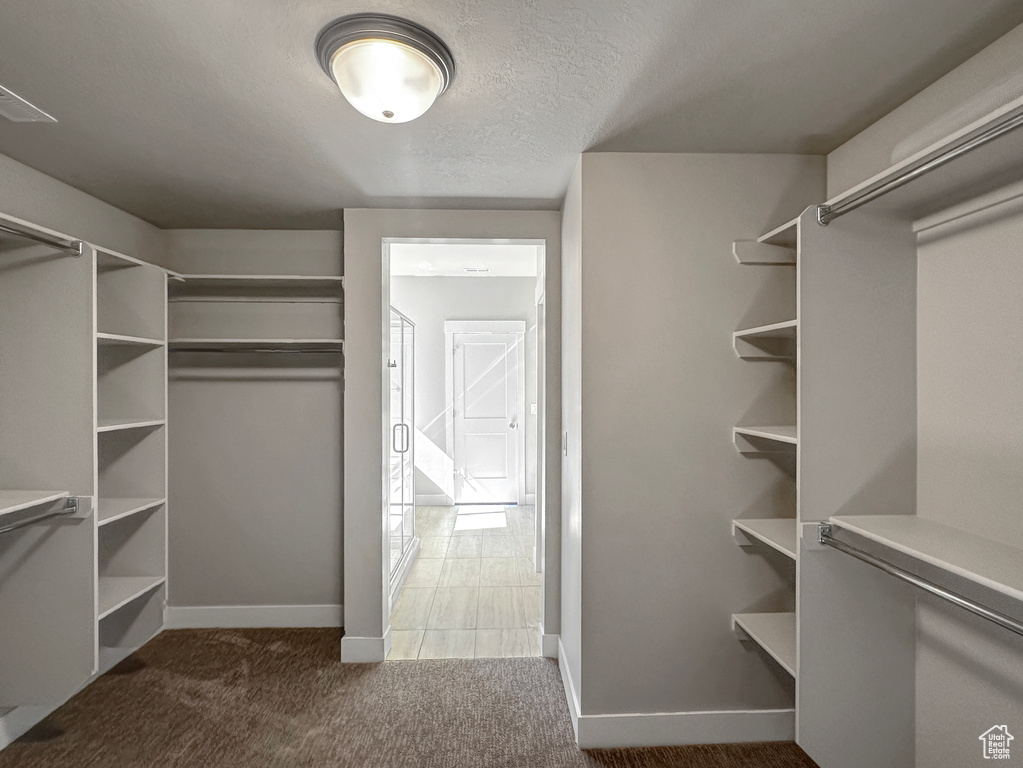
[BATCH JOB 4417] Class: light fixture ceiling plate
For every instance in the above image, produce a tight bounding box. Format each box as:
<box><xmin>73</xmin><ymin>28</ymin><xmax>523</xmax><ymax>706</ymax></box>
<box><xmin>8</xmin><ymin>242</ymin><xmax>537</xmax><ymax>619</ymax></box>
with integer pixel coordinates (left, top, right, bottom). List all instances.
<box><xmin>315</xmin><ymin>13</ymin><xmax>454</xmax><ymax>94</ymax></box>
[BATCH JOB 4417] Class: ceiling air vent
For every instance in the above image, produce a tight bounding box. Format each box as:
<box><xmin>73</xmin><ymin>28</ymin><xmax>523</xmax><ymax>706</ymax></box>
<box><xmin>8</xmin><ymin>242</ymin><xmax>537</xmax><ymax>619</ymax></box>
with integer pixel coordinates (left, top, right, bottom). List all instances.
<box><xmin>0</xmin><ymin>84</ymin><xmax>57</xmax><ymax>123</ymax></box>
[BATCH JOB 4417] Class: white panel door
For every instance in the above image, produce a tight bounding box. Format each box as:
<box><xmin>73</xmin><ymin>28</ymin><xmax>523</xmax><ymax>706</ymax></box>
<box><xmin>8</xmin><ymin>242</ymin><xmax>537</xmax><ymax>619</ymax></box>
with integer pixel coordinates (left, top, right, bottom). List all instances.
<box><xmin>452</xmin><ymin>332</ymin><xmax>522</xmax><ymax>504</ymax></box>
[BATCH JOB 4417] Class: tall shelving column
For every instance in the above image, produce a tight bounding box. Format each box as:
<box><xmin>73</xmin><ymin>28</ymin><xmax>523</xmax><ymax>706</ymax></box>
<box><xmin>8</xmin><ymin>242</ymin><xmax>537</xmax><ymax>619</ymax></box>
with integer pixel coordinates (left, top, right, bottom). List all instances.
<box><xmin>0</xmin><ymin>223</ymin><xmax>96</xmax><ymax>718</ymax></box>
<box><xmin>94</xmin><ymin>247</ymin><xmax>169</xmax><ymax>672</ymax></box>
<box><xmin>729</xmin><ymin>218</ymin><xmax>799</xmax><ymax>681</ymax></box>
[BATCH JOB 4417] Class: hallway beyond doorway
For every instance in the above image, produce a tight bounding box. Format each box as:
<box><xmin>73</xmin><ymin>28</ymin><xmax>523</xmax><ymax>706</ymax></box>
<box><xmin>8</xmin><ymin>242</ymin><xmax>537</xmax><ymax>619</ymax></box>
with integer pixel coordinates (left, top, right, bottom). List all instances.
<box><xmin>388</xmin><ymin>506</ymin><xmax>541</xmax><ymax>660</ymax></box>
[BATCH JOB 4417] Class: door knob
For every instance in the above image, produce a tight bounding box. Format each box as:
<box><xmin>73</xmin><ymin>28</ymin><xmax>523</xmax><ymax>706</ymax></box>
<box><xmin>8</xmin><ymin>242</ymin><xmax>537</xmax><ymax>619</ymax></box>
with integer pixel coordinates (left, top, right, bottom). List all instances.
<box><xmin>509</xmin><ymin>421</ymin><xmax>517</xmax><ymax>429</ymax></box>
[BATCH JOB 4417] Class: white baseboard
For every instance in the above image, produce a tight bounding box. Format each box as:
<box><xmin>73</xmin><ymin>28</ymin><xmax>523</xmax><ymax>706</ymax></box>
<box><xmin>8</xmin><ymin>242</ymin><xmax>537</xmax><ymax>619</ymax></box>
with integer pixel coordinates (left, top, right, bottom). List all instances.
<box><xmin>556</xmin><ymin>641</ymin><xmax>793</xmax><ymax>748</ymax></box>
<box><xmin>538</xmin><ymin>623</ymin><xmax>559</xmax><ymax>658</ymax></box>
<box><xmin>0</xmin><ymin>705</ymin><xmax>56</xmax><ymax>750</ymax></box>
<box><xmin>165</xmin><ymin>604</ymin><xmax>343</xmax><ymax>629</ymax></box>
<box><xmin>541</xmin><ymin>633</ymin><xmax>559</xmax><ymax>658</ymax></box>
<box><xmin>576</xmin><ymin>708</ymin><xmax>795</xmax><ymax>749</ymax></box>
<box><xmin>558</xmin><ymin>639</ymin><xmax>581</xmax><ymax>742</ymax></box>
<box><xmin>340</xmin><ymin>626</ymin><xmax>391</xmax><ymax>663</ymax></box>
<box><xmin>415</xmin><ymin>494</ymin><xmax>453</xmax><ymax>506</ymax></box>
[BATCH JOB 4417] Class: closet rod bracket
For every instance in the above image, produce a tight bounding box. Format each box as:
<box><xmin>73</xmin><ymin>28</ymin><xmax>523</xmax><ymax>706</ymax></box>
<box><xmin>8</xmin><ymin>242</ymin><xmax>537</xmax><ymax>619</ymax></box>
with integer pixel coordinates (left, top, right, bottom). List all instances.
<box><xmin>0</xmin><ymin>495</ymin><xmax>86</xmax><ymax>536</ymax></box>
<box><xmin>816</xmin><ymin>205</ymin><xmax>832</xmax><ymax>227</ymax></box>
<box><xmin>817</xmin><ymin>522</ymin><xmax>832</xmax><ymax>544</ymax></box>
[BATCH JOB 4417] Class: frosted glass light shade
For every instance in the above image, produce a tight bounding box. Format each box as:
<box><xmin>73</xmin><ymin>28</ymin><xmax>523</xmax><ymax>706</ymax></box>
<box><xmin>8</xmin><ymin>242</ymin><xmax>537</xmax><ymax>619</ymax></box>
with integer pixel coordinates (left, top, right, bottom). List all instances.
<box><xmin>331</xmin><ymin>39</ymin><xmax>444</xmax><ymax>123</ymax></box>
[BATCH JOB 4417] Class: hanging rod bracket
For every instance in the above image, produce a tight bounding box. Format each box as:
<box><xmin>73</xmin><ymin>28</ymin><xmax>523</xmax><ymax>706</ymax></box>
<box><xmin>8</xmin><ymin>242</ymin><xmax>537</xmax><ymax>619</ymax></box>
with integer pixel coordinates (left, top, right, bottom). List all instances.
<box><xmin>68</xmin><ymin>241</ymin><xmax>85</xmax><ymax>257</ymax></box>
<box><xmin>818</xmin><ymin>522</ymin><xmax>832</xmax><ymax>544</ymax></box>
<box><xmin>0</xmin><ymin>495</ymin><xmax>86</xmax><ymax>536</ymax></box>
<box><xmin>816</xmin><ymin>205</ymin><xmax>833</xmax><ymax>227</ymax></box>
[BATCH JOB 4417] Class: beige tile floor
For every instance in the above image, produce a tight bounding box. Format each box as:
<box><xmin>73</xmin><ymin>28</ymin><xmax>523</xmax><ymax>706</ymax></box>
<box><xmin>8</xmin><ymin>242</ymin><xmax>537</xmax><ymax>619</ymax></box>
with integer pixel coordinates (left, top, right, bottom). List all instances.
<box><xmin>388</xmin><ymin>505</ymin><xmax>542</xmax><ymax>660</ymax></box>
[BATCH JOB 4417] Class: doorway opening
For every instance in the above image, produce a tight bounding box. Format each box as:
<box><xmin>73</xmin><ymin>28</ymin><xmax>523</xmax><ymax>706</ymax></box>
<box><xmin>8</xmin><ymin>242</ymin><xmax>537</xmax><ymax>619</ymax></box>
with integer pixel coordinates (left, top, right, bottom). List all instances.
<box><xmin>383</xmin><ymin>240</ymin><xmax>545</xmax><ymax>660</ymax></box>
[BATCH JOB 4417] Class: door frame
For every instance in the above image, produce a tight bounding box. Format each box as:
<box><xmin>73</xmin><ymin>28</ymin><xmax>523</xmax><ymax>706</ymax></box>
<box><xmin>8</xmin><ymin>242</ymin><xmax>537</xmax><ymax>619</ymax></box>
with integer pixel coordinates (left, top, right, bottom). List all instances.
<box><xmin>342</xmin><ymin>230</ymin><xmax>555</xmax><ymax>665</ymax></box>
<box><xmin>444</xmin><ymin>320</ymin><xmax>527</xmax><ymax>506</ymax></box>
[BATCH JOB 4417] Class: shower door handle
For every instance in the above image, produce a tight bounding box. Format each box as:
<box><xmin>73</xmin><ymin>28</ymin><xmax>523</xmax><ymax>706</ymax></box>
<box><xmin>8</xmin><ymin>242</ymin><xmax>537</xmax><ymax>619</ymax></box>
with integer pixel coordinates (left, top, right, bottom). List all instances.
<box><xmin>394</xmin><ymin>423</ymin><xmax>410</xmax><ymax>453</ymax></box>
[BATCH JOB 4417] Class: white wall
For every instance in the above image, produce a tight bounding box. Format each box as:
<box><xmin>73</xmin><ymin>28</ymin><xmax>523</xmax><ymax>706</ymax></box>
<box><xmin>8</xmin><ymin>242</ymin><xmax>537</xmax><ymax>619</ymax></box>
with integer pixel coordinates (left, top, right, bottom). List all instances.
<box><xmin>390</xmin><ymin>276</ymin><xmax>538</xmax><ymax>499</ymax></box>
<box><xmin>562</xmin><ymin>153</ymin><xmax>824</xmax><ymax>743</ymax></box>
<box><xmin>560</xmin><ymin>159</ymin><xmax>584</xmax><ymax>701</ymax></box>
<box><xmin>914</xmin><ymin>192</ymin><xmax>1023</xmax><ymax>766</ymax></box>
<box><xmin>827</xmin><ymin>21</ymin><xmax>1023</xmax><ymax>196</ymax></box>
<box><xmin>162</xmin><ymin>230</ymin><xmax>344</xmax><ymax>621</ymax></box>
<box><xmin>0</xmin><ymin>151</ymin><xmax>162</xmax><ymax>261</ymax></box>
<box><xmin>343</xmin><ymin>209</ymin><xmax>561</xmax><ymax>660</ymax></box>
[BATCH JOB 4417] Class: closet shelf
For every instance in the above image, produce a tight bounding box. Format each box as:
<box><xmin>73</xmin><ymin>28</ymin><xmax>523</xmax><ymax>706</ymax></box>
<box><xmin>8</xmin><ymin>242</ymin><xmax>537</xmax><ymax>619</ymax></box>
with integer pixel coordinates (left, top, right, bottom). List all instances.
<box><xmin>98</xmin><ymin>576</ymin><xmax>166</xmax><ymax>619</ymax></box>
<box><xmin>96</xmin><ymin>246</ymin><xmax>183</xmax><ymax>279</ymax></box>
<box><xmin>97</xmin><ymin>418</ymin><xmax>166</xmax><ymax>433</ymax></box>
<box><xmin>98</xmin><ymin>498</ymin><xmax>165</xmax><ymax>527</ymax></box>
<box><xmin>732</xmin><ymin>612</ymin><xmax>796</xmax><ymax>677</ymax></box>
<box><xmin>0</xmin><ymin>490</ymin><xmax>69</xmax><ymax>520</ymax></box>
<box><xmin>758</xmin><ymin>218</ymin><xmax>799</xmax><ymax>247</ymax></box>
<box><xmin>169</xmin><ymin>338</ymin><xmax>345</xmax><ymax>352</ymax></box>
<box><xmin>733</xmin><ymin>519</ymin><xmax>797</xmax><ymax>560</ymax></box>
<box><xmin>733</xmin><ymin>426</ymin><xmax>797</xmax><ymax>454</ymax></box>
<box><xmin>96</xmin><ymin>332</ymin><xmax>165</xmax><ymax>347</ymax></box>
<box><xmin>732</xmin><ymin>219</ymin><xmax>799</xmax><ymax>264</ymax></box>
<box><xmin>732</xmin><ymin>320</ymin><xmax>797</xmax><ymax>360</ymax></box>
<box><xmin>829</xmin><ymin>515</ymin><xmax>1023</xmax><ymax>603</ymax></box>
<box><xmin>170</xmin><ymin>274</ymin><xmax>343</xmax><ymax>291</ymax></box>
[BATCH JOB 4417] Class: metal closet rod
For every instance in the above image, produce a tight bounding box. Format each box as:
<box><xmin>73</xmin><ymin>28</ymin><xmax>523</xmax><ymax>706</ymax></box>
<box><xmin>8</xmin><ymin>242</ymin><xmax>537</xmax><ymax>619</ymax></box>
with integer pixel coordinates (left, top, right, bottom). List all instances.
<box><xmin>0</xmin><ymin>222</ymin><xmax>84</xmax><ymax>257</ymax></box>
<box><xmin>817</xmin><ymin>103</ymin><xmax>1023</xmax><ymax>225</ymax></box>
<box><xmin>0</xmin><ymin>497</ymin><xmax>81</xmax><ymax>536</ymax></box>
<box><xmin>818</xmin><ymin>523</ymin><xmax>1023</xmax><ymax>639</ymax></box>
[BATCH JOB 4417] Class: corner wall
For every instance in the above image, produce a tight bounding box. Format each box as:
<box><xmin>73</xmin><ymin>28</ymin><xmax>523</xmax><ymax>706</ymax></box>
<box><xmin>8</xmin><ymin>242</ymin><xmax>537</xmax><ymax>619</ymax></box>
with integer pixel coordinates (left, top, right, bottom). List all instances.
<box><xmin>562</xmin><ymin>152</ymin><xmax>824</xmax><ymax>746</ymax></box>
<box><xmin>161</xmin><ymin>230</ymin><xmax>344</xmax><ymax>628</ymax></box>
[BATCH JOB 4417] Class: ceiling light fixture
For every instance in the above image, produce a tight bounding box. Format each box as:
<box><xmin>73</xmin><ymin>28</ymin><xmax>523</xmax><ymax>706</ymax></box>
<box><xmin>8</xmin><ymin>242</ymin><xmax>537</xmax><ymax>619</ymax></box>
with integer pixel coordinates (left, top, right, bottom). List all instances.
<box><xmin>315</xmin><ymin>13</ymin><xmax>454</xmax><ymax>124</ymax></box>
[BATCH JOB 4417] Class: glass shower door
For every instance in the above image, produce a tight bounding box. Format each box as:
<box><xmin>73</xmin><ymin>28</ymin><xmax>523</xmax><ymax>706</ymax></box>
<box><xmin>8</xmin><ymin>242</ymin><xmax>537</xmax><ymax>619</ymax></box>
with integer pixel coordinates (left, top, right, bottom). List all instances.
<box><xmin>388</xmin><ymin>309</ymin><xmax>415</xmax><ymax>578</ymax></box>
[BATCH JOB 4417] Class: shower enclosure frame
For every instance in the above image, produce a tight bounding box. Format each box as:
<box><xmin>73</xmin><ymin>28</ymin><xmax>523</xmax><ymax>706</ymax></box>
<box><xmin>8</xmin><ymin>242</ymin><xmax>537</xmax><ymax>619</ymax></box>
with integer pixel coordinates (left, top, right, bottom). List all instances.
<box><xmin>388</xmin><ymin>307</ymin><xmax>418</xmax><ymax>611</ymax></box>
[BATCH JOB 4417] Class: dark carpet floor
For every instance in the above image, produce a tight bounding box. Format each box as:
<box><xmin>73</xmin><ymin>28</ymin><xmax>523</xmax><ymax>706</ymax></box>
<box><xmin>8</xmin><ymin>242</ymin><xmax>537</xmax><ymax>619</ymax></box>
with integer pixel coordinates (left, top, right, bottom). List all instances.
<box><xmin>0</xmin><ymin>629</ymin><xmax>818</xmax><ymax>767</ymax></box>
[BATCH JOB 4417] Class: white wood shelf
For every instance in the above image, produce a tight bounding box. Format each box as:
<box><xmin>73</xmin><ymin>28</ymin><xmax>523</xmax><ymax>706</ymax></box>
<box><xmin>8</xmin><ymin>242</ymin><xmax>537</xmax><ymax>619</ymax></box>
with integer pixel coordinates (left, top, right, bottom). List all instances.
<box><xmin>97</xmin><ymin>497</ymin><xmax>165</xmax><ymax>527</ymax></box>
<box><xmin>733</xmin><ymin>518</ymin><xmax>797</xmax><ymax>560</ymax></box>
<box><xmin>830</xmin><ymin>515</ymin><xmax>1023</xmax><ymax>603</ymax></box>
<box><xmin>97</xmin><ymin>418</ymin><xmax>166</xmax><ymax>433</ymax></box>
<box><xmin>96</xmin><ymin>246</ymin><xmax>183</xmax><ymax>279</ymax></box>
<box><xmin>0</xmin><ymin>491</ymin><xmax>69</xmax><ymax>520</ymax></box>
<box><xmin>732</xmin><ymin>219</ymin><xmax>799</xmax><ymax>264</ymax></box>
<box><xmin>758</xmin><ymin>218</ymin><xmax>799</xmax><ymax>247</ymax></box>
<box><xmin>169</xmin><ymin>338</ymin><xmax>344</xmax><ymax>352</ymax></box>
<box><xmin>733</xmin><ymin>320</ymin><xmax>797</xmax><ymax>360</ymax></box>
<box><xmin>732</xmin><ymin>612</ymin><xmax>796</xmax><ymax>676</ymax></box>
<box><xmin>98</xmin><ymin>576</ymin><xmax>166</xmax><ymax>619</ymax></box>
<box><xmin>96</xmin><ymin>332</ymin><xmax>165</xmax><ymax>347</ymax></box>
<box><xmin>733</xmin><ymin>426</ymin><xmax>798</xmax><ymax>453</ymax></box>
<box><xmin>171</xmin><ymin>274</ymin><xmax>343</xmax><ymax>291</ymax></box>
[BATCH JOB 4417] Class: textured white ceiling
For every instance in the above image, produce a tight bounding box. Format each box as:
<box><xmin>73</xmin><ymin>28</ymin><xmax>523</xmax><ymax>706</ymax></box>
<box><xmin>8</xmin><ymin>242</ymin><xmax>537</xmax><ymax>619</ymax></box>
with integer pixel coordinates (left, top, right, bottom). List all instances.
<box><xmin>0</xmin><ymin>0</ymin><xmax>1021</xmax><ymax>228</ymax></box>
